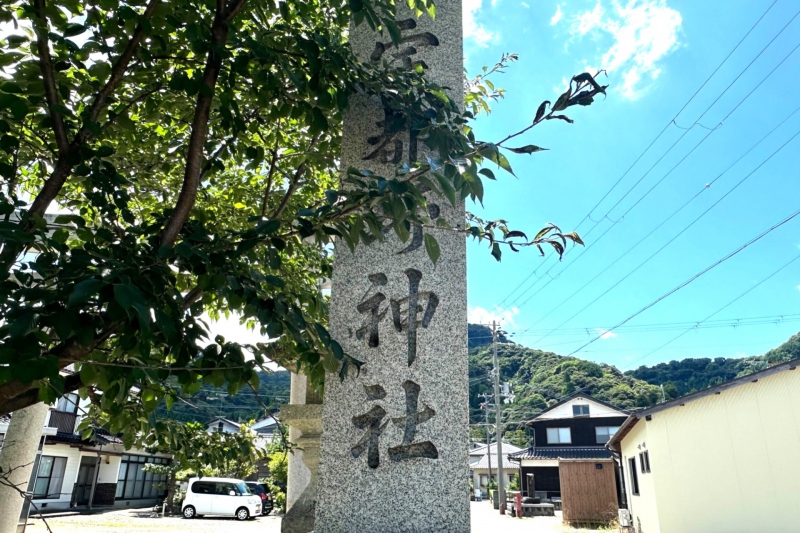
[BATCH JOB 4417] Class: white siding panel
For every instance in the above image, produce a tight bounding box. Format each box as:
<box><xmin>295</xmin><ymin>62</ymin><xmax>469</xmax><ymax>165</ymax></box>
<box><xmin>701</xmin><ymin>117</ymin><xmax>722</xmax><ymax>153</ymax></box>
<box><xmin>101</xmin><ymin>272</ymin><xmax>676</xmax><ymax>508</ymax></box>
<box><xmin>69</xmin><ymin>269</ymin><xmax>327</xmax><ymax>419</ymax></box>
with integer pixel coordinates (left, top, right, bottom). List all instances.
<box><xmin>619</xmin><ymin>367</ymin><xmax>800</xmax><ymax>533</ymax></box>
<box><xmin>535</xmin><ymin>397</ymin><xmax>625</xmax><ymax>420</ymax></box>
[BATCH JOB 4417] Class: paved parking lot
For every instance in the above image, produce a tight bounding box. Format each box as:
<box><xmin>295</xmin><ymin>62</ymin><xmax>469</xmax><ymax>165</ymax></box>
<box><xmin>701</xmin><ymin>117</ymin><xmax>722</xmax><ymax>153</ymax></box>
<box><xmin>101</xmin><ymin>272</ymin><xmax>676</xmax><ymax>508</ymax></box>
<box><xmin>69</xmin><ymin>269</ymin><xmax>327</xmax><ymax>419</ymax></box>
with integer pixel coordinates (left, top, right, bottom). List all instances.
<box><xmin>24</xmin><ymin>502</ymin><xmax>604</xmax><ymax>532</ymax></box>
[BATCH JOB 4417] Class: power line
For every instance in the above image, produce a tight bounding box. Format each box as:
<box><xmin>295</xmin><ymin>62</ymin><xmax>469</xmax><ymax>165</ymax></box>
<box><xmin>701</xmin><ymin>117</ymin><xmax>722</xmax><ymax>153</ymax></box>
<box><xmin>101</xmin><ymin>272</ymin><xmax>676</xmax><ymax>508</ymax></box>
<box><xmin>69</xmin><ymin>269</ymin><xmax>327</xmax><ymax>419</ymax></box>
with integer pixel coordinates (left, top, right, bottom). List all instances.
<box><xmin>566</xmin><ymin>207</ymin><xmax>800</xmax><ymax>356</ymax></box>
<box><xmin>526</xmin><ymin>125</ymin><xmax>800</xmax><ymax>344</ymax></box>
<box><xmin>518</xmin><ymin>105</ymin><xmax>800</xmax><ymax>335</ymax></box>
<box><xmin>510</xmin><ymin>34</ymin><xmax>800</xmax><ymax>314</ymax></box>
<box><xmin>492</xmin><ymin>2</ymin><xmax>788</xmax><ymax>311</ymax></box>
<box><xmin>622</xmin><ymin>252</ymin><xmax>800</xmax><ymax>369</ymax></box>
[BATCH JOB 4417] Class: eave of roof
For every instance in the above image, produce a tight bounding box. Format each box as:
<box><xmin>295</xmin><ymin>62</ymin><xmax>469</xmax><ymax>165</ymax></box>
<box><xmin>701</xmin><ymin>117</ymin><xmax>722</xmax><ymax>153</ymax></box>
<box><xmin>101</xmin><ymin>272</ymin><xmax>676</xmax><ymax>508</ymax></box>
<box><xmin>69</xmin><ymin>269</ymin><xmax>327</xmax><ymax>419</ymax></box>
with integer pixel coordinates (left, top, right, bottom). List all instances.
<box><xmin>606</xmin><ymin>357</ymin><xmax>800</xmax><ymax>452</ymax></box>
<box><xmin>509</xmin><ymin>446</ymin><xmax>614</xmax><ymax>461</ymax></box>
<box><xmin>523</xmin><ymin>392</ymin><xmax>626</xmax><ymax>425</ymax></box>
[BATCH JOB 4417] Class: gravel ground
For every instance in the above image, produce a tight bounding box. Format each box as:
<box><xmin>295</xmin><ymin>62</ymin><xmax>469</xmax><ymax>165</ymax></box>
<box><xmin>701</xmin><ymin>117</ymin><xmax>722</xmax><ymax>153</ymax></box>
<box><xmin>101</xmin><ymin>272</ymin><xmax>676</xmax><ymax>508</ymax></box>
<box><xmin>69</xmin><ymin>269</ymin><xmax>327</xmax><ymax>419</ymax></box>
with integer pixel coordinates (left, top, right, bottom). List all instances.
<box><xmin>24</xmin><ymin>508</ymin><xmax>282</xmax><ymax>533</ymax></box>
<box><xmin>24</xmin><ymin>502</ymin><xmax>610</xmax><ymax>533</ymax></box>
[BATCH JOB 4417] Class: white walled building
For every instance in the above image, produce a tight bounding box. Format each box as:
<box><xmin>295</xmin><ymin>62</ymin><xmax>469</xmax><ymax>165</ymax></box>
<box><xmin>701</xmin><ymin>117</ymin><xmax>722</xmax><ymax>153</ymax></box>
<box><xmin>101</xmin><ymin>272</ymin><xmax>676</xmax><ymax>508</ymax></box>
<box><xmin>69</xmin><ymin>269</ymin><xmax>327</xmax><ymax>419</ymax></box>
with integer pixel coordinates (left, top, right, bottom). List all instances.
<box><xmin>468</xmin><ymin>442</ymin><xmax>522</xmax><ymax>497</ymax></box>
<box><xmin>0</xmin><ymin>395</ymin><xmax>170</xmax><ymax>512</ymax></box>
<box><xmin>608</xmin><ymin>358</ymin><xmax>800</xmax><ymax>533</ymax></box>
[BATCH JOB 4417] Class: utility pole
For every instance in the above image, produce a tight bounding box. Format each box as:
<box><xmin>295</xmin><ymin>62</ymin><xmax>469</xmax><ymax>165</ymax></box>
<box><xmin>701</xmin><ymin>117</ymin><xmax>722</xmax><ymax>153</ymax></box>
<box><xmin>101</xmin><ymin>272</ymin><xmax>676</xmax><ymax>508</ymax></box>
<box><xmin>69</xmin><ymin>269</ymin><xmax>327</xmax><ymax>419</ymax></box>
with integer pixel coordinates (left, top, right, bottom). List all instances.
<box><xmin>478</xmin><ymin>393</ymin><xmax>493</xmax><ymax>486</ymax></box>
<box><xmin>492</xmin><ymin>320</ymin><xmax>506</xmax><ymax>514</ymax></box>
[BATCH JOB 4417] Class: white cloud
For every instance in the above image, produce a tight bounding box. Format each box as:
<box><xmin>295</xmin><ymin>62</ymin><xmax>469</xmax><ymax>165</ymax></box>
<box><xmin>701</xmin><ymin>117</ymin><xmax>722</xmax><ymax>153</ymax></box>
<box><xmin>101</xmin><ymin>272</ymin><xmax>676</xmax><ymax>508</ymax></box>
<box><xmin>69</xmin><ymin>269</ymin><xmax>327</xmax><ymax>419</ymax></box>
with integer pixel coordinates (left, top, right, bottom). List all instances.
<box><xmin>571</xmin><ymin>0</ymin><xmax>682</xmax><ymax>99</ymax></box>
<box><xmin>464</xmin><ymin>0</ymin><xmax>496</xmax><ymax>47</ymax></box>
<box><xmin>468</xmin><ymin>305</ymin><xmax>520</xmax><ymax>326</ymax></box>
<box><xmin>550</xmin><ymin>4</ymin><xmax>563</xmax><ymax>25</ymax></box>
<box><xmin>521</xmin><ymin>1</ymin><xmax>530</xmax><ymax>7</ymax></box>
<box><xmin>595</xmin><ymin>328</ymin><xmax>618</xmax><ymax>340</ymax></box>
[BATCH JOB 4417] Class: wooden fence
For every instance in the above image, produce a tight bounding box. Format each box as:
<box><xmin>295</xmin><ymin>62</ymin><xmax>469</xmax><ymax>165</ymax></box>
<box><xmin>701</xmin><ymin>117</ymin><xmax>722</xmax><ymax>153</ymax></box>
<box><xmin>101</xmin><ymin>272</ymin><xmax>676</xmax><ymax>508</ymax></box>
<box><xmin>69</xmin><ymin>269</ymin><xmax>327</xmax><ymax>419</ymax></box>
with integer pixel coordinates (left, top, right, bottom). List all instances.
<box><xmin>559</xmin><ymin>459</ymin><xmax>619</xmax><ymax>526</ymax></box>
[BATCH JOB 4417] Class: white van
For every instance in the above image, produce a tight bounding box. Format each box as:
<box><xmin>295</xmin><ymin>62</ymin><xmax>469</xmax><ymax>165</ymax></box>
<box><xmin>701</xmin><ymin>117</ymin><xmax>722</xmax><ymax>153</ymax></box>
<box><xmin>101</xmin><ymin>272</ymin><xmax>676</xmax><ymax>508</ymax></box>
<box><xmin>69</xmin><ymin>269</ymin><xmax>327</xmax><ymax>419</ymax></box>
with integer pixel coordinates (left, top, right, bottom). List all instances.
<box><xmin>182</xmin><ymin>477</ymin><xmax>261</xmax><ymax>520</ymax></box>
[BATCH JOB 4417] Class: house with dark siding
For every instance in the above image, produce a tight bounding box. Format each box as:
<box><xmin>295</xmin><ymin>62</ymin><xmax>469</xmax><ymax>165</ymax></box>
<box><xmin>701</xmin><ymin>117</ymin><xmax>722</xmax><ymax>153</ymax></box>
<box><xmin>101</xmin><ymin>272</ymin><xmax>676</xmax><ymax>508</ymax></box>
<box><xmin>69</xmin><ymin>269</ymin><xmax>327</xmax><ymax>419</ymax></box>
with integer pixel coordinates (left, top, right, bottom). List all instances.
<box><xmin>509</xmin><ymin>392</ymin><xmax>627</xmax><ymax>504</ymax></box>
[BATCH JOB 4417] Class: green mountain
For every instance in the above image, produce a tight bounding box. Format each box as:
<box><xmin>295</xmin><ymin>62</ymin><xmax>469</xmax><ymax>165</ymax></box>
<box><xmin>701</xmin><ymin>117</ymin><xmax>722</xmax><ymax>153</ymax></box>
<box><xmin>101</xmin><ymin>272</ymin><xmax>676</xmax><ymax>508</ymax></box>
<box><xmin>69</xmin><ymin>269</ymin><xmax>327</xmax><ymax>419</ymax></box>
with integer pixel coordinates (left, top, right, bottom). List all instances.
<box><xmin>625</xmin><ymin>331</ymin><xmax>800</xmax><ymax>397</ymax></box>
<box><xmin>157</xmin><ymin>370</ymin><xmax>290</xmax><ymax>424</ymax></box>
<box><xmin>158</xmin><ymin>328</ymin><xmax>798</xmax><ymax>431</ymax></box>
<box><xmin>467</xmin><ymin>324</ymin><xmax>663</xmax><ymax>435</ymax></box>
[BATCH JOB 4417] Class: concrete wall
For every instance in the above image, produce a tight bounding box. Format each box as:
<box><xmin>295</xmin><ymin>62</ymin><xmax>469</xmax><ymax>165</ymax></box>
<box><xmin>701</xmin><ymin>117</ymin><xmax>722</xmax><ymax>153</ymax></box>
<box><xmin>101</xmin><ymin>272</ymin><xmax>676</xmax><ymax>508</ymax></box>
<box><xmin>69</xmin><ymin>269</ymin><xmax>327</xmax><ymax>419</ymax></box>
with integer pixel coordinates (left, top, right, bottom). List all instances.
<box><xmin>619</xmin><ymin>368</ymin><xmax>800</xmax><ymax>533</ymax></box>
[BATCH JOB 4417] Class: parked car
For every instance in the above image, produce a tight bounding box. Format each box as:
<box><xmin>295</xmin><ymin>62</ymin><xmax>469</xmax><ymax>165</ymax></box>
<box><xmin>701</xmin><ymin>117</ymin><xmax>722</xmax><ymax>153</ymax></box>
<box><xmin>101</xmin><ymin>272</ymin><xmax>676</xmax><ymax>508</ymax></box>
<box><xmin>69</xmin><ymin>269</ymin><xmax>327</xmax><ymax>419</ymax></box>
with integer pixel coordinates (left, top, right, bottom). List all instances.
<box><xmin>182</xmin><ymin>477</ymin><xmax>261</xmax><ymax>520</ymax></box>
<box><xmin>245</xmin><ymin>482</ymin><xmax>274</xmax><ymax>515</ymax></box>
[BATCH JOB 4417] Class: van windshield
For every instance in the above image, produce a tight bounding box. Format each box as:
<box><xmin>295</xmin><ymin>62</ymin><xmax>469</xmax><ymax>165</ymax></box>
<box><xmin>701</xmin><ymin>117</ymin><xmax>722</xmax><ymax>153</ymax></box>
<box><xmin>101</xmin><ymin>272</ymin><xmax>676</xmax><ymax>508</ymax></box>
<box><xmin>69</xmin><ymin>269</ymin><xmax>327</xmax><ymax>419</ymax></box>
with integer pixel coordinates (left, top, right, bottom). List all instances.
<box><xmin>234</xmin><ymin>482</ymin><xmax>252</xmax><ymax>495</ymax></box>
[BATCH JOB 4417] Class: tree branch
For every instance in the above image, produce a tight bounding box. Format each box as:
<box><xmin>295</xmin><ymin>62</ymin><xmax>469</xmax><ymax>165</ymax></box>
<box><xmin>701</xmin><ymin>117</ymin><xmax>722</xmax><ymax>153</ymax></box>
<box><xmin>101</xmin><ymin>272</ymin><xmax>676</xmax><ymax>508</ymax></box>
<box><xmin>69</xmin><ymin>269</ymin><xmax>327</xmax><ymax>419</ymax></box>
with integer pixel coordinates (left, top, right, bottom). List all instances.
<box><xmin>32</xmin><ymin>0</ymin><xmax>69</xmax><ymax>155</ymax></box>
<box><xmin>260</xmin><ymin>148</ymin><xmax>279</xmax><ymax>218</ymax></box>
<box><xmin>160</xmin><ymin>8</ymin><xmax>234</xmax><ymax>248</ymax></box>
<box><xmin>1</xmin><ymin>0</ymin><xmax>162</xmax><ymax>273</ymax></box>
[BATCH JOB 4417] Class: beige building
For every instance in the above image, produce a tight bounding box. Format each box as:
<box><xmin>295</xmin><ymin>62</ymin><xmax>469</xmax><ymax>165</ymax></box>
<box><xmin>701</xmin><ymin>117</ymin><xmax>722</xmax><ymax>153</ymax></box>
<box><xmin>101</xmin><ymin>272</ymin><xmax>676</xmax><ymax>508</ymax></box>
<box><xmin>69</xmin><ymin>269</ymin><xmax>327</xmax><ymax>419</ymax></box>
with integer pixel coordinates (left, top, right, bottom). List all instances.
<box><xmin>468</xmin><ymin>442</ymin><xmax>522</xmax><ymax>497</ymax></box>
<box><xmin>607</xmin><ymin>358</ymin><xmax>800</xmax><ymax>533</ymax></box>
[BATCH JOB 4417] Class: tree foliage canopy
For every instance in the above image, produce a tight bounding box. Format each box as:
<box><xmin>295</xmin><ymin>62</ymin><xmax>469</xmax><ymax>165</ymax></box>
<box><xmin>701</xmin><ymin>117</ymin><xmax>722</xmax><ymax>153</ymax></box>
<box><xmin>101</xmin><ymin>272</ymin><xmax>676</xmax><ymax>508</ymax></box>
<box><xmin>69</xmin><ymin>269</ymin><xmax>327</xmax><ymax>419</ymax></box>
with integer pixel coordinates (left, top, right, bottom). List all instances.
<box><xmin>0</xmin><ymin>0</ymin><xmax>606</xmax><ymax>449</ymax></box>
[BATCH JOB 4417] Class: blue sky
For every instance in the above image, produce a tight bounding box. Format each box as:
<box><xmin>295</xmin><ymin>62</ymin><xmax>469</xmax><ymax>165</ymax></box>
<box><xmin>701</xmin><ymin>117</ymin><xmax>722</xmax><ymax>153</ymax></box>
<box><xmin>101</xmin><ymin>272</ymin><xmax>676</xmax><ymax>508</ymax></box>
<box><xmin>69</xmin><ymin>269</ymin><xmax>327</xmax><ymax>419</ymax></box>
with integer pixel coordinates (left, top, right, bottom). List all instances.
<box><xmin>462</xmin><ymin>0</ymin><xmax>800</xmax><ymax>370</ymax></box>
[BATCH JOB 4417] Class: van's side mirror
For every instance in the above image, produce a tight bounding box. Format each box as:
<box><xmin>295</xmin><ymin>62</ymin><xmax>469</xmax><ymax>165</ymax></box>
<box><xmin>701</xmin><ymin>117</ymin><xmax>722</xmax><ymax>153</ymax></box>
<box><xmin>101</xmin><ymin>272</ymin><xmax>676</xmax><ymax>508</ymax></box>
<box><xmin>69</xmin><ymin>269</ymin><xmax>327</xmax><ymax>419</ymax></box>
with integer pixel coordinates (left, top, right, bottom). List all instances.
<box><xmin>229</xmin><ymin>490</ymin><xmax>236</xmax><ymax>496</ymax></box>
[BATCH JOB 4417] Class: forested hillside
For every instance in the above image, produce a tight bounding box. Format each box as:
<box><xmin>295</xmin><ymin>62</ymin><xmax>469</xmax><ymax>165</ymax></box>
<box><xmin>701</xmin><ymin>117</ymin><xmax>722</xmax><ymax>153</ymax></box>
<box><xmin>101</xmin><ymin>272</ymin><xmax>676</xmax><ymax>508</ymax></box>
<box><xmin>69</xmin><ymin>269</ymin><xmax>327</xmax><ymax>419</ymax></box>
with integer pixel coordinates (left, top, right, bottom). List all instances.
<box><xmin>626</xmin><ymin>331</ymin><xmax>800</xmax><ymax>397</ymax></box>
<box><xmin>467</xmin><ymin>324</ymin><xmax>662</xmax><ymax>439</ymax></box>
<box><xmin>157</xmin><ymin>370</ymin><xmax>290</xmax><ymax>424</ymax></box>
<box><xmin>158</xmin><ymin>328</ymin><xmax>798</xmax><ymax>429</ymax></box>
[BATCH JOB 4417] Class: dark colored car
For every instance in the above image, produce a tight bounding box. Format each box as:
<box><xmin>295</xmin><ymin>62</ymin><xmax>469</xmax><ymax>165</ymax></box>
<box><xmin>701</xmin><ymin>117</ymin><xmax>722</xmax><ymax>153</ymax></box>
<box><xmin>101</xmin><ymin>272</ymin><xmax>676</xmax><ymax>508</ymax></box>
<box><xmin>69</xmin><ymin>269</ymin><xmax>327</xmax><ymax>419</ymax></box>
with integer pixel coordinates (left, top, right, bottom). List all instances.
<box><xmin>245</xmin><ymin>482</ymin><xmax>274</xmax><ymax>515</ymax></box>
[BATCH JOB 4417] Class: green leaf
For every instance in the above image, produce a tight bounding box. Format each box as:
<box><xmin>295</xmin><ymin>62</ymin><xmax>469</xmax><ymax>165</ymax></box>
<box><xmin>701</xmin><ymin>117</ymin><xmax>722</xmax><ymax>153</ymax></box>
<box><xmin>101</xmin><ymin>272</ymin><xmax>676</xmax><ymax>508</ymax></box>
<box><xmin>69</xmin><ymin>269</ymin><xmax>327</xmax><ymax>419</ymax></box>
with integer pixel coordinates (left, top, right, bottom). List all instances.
<box><xmin>491</xmin><ymin>242</ymin><xmax>502</xmax><ymax>262</ymax></box>
<box><xmin>552</xmin><ymin>87</ymin><xmax>572</xmax><ymax>111</ymax></box>
<box><xmin>507</xmin><ymin>145</ymin><xmax>548</xmax><ymax>154</ymax></box>
<box><xmin>423</xmin><ymin>233</ymin><xmax>441</xmax><ymax>265</ymax></box>
<box><xmin>265</xmin><ymin>275</ymin><xmax>285</xmax><ymax>288</ymax></box>
<box><xmin>69</xmin><ymin>278</ymin><xmax>104</xmax><ymax>307</ymax></box>
<box><xmin>9</xmin><ymin>311</ymin><xmax>37</xmax><ymax>337</ymax></box>
<box><xmin>548</xmin><ymin>114</ymin><xmax>574</xmax><ymax>124</ymax></box>
<box><xmin>113</xmin><ymin>284</ymin><xmax>146</xmax><ymax>311</ymax></box>
<box><xmin>534</xmin><ymin>100</ymin><xmax>550</xmax><ymax>123</ymax></box>
<box><xmin>63</xmin><ymin>23</ymin><xmax>87</xmax><ymax>37</ymax></box>
<box><xmin>433</xmin><ymin>172</ymin><xmax>456</xmax><ymax>206</ymax></box>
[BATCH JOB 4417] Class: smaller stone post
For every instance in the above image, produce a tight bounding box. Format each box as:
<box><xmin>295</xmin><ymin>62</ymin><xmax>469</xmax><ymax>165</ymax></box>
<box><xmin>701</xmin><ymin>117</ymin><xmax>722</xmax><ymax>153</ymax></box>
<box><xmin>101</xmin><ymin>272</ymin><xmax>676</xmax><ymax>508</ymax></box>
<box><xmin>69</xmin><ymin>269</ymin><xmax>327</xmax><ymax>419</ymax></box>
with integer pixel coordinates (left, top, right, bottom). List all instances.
<box><xmin>0</xmin><ymin>403</ymin><xmax>50</xmax><ymax>533</ymax></box>
<box><xmin>281</xmin><ymin>373</ymin><xmax>322</xmax><ymax>533</ymax></box>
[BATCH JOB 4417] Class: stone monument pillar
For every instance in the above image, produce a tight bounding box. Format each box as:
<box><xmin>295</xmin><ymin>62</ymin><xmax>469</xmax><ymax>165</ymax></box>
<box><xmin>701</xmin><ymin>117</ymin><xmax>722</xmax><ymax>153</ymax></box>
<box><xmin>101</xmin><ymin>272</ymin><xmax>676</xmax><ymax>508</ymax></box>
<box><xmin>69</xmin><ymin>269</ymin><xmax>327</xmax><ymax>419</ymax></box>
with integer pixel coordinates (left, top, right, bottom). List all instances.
<box><xmin>315</xmin><ymin>1</ymin><xmax>468</xmax><ymax>531</ymax></box>
<box><xmin>282</xmin><ymin>373</ymin><xmax>323</xmax><ymax>533</ymax></box>
<box><xmin>0</xmin><ymin>402</ymin><xmax>50</xmax><ymax>533</ymax></box>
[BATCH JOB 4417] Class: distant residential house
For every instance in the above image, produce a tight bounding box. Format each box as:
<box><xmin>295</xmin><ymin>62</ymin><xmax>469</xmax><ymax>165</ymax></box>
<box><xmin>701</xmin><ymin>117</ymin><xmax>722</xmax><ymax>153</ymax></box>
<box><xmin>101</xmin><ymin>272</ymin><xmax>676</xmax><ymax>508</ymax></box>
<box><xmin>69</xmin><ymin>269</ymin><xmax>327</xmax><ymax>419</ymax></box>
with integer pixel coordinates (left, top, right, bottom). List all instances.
<box><xmin>468</xmin><ymin>442</ymin><xmax>522</xmax><ymax>497</ymax></box>
<box><xmin>205</xmin><ymin>413</ymin><xmax>281</xmax><ymax>480</ymax></box>
<box><xmin>0</xmin><ymin>395</ymin><xmax>171</xmax><ymax>513</ymax></box>
<box><xmin>206</xmin><ymin>417</ymin><xmax>243</xmax><ymax>435</ymax></box>
<box><xmin>509</xmin><ymin>392</ymin><xmax>627</xmax><ymax>504</ymax></box>
<box><xmin>607</xmin><ymin>358</ymin><xmax>800</xmax><ymax>533</ymax></box>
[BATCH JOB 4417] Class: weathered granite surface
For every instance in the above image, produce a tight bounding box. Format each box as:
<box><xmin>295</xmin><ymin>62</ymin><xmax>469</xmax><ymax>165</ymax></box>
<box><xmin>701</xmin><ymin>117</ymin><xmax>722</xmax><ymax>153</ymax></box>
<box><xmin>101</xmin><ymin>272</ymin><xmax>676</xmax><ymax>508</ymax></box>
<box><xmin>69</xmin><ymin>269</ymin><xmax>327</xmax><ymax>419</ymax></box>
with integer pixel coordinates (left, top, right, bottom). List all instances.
<box><xmin>283</xmin><ymin>373</ymin><xmax>323</xmax><ymax>533</ymax></box>
<box><xmin>282</xmin><ymin>403</ymin><xmax>323</xmax><ymax>533</ymax></box>
<box><xmin>315</xmin><ymin>1</ymin><xmax>468</xmax><ymax>531</ymax></box>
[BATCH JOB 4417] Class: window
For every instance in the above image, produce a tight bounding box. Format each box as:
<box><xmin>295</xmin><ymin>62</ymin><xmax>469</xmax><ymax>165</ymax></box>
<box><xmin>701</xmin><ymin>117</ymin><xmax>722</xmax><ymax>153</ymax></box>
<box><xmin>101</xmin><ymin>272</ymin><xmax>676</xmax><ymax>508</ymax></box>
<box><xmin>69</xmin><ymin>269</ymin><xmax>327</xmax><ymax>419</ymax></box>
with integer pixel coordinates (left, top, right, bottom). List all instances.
<box><xmin>572</xmin><ymin>404</ymin><xmax>590</xmax><ymax>417</ymax></box>
<box><xmin>546</xmin><ymin>427</ymin><xmax>572</xmax><ymax>444</ymax></box>
<box><xmin>595</xmin><ymin>426</ymin><xmax>620</xmax><ymax>444</ymax></box>
<box><xmin>479</xmin><ymin>475</ymin><xmax>488</xmax><ymax>487</ymax></box>
<box><xmin>628</xmin><ymin>457</ymin><xmax>639</xmax><ymax>496</ymax></box>
<box><xmin>639</xmin><ymin>451</ymin><xmax>651</xmax><ymax>473</ymax></box>
<box><xmin>116</xmin><ymin>454</ymin><xmax>169</xmax><ymax>500</ymax></box>
<box><xmin>33</xmin><ymin>456</ymin><xmax>67</xmax><ymax>499</ymax></box>
<box><xmin>55</xmin><ymin>393</ymin><xmax>79</xmax><ymax>414</ymax></box>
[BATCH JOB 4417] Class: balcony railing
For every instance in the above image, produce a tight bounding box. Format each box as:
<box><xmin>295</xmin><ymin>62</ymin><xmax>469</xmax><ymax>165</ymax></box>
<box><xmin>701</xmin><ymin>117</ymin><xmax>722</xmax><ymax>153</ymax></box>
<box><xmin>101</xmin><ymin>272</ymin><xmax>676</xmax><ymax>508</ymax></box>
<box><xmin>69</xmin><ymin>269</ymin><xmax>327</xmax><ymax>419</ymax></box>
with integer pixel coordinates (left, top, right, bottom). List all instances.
<box><xmin>48</xmin><ymin>410</ymin><xmax>78</xmax><ymax>434</ymax></box>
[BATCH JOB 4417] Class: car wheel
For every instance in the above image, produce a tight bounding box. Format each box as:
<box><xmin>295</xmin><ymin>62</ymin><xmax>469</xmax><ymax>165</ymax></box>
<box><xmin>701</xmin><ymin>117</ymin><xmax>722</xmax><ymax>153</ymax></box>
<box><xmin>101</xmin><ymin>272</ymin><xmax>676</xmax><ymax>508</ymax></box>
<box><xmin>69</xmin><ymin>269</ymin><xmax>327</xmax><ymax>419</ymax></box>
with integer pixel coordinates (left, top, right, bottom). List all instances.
<box><xmin>182</xmin><ymin>506</ymin><xmax>196</xmax><ymax>519</ymax></box>
<box><xmin>235</xmin><ymin>507</ymin><xmax>249</xmax><ymax>521</ymax></box>
<box><xmin>263</xmin><ymin>509</ymin><xmax>272</xmax><ymax>516</ymax></box>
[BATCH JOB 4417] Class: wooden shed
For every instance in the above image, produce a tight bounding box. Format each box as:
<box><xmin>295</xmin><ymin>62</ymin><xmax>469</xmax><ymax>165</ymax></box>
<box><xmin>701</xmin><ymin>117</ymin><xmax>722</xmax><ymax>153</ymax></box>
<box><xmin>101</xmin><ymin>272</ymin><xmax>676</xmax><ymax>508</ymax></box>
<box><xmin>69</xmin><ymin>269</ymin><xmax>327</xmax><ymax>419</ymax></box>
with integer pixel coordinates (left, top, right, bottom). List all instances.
<box><xmin>558</xmin><ymin>459</ymin><xmax>619</xmax><ymax>526</ymax></box>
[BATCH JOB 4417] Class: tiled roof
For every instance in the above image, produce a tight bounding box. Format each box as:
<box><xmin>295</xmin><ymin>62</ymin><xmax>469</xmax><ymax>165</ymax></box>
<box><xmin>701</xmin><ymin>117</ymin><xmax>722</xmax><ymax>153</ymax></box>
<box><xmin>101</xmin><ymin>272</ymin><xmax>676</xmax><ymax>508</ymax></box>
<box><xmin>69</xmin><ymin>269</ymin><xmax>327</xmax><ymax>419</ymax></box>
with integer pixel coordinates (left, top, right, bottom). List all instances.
<box><xmin>468</xmin><ymin>442</ymin><xmax>522</xmax><ymax>457</ymax></box>
<box><xmin>508</xmin><ymin>447</ymin><xmax>613</xmax><ymax>461</ymax></box>
<box><xmin>472</xmin><ymin>453</ymin><xmax>519</xmax><ymax>470</ymax></box>
<box><xmin>47</xmin><ymin>429</ymin><xmax>123</xmax><ymax>446</ymax></box>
